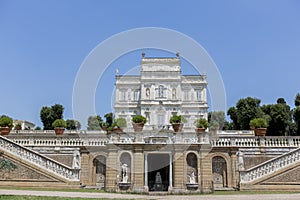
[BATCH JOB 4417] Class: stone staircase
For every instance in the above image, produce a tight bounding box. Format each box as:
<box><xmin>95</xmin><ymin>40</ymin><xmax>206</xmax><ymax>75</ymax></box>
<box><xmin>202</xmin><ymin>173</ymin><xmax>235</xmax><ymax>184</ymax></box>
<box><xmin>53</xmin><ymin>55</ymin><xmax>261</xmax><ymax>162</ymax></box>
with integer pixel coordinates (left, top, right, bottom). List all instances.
<box><xmin>0</xmin><ymin>135</ymin><xmax>80</xmax><ymax>185</ymax></box>
<box><xmin>240</xmin><ymin>147</ymin><xmax>300</xmax><ymax>187</ymax></box>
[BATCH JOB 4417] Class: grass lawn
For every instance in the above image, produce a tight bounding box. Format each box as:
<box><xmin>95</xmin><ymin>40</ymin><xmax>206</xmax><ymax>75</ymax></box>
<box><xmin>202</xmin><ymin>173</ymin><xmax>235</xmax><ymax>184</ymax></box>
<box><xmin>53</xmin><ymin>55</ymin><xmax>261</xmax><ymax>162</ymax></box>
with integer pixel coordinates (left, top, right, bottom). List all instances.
<box><xmin>0</xmin><ymin>195</ymin><xmax>134</xmax><ymax>200</ymax></box>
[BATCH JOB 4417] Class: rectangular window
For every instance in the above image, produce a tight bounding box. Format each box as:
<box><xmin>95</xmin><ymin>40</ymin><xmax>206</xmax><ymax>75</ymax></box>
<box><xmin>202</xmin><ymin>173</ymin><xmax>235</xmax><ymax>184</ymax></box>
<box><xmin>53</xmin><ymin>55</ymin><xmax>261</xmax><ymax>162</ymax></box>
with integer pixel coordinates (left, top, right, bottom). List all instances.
<box><xmin>197</xmin><ymin>90</ymin><xmax>202</xmax><ymax>101</ymax></box>
<box><xmin>134</xmin><ymin>90</ymin><xmax>140</xmax><ymax>101</ymax></box>
<box><xmin>184</xmin><ymin>91</ymin><xmax>189</xmax><ymax>101</ymax></box>
<box><xmin>119</xmin><ymin>91</ymin><xmax>126</xmax><ymax>101</ymax></box>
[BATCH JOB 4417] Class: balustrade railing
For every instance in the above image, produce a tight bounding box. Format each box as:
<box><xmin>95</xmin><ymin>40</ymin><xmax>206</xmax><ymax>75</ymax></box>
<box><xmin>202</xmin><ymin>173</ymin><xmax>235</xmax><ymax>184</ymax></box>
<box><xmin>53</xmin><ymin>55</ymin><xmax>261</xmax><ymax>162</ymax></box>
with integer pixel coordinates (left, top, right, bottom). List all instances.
<box><xmin>6</xmin><ymin>131</ymin><xmax>300</xmax><ymax>148</ymax></box>
<box><xmin>0</xmin><ymin>135</ymin><xmax>79</xmax><ymax>181</ymax></box>
<box><xmin>240</xmin><ymin>147</ymin><xmax>300</xmax><ymax>183</ymax></box>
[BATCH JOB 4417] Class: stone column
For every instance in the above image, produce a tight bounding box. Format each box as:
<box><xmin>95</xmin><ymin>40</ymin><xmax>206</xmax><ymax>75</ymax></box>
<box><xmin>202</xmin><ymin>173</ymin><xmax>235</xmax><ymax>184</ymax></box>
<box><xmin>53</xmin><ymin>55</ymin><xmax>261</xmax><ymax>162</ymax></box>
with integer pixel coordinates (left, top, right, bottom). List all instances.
<box><xmin>169</xmin><ymin>153</ymin><xmax>173</xmax><ymax>189</ymax></box>
<box><xmin>144</xmin><ymin>153</ymin><xmax>148</xmax><ymax>190</ymax></box>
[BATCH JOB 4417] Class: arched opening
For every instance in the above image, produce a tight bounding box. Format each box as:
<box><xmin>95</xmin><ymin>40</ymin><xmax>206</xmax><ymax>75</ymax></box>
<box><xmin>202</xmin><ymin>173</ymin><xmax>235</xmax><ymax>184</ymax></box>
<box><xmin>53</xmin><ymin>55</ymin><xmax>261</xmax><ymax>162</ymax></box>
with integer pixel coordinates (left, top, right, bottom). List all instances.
<box><xmin>212</xmin><ymin>156</ymin><xmax>227</xmax><ymax>188</ymax></box>
<box><xmin>147</xmin><ymin>154</ymin><xmax>170</xmax><ymax>191</ymax></box>
<box><xmin>119</xmin><ymin>152</ymin><xmax>131</xmax><ymax>183</ymax></box>
<box><xmin>93</xmin><ymin>155</ymin><xmax>106</xmax><ymax>189</ymax></box>
<box><xmin>186</xmin><ymin>153</ymin><xmax>198</xmax><ymax>184</ymax></box>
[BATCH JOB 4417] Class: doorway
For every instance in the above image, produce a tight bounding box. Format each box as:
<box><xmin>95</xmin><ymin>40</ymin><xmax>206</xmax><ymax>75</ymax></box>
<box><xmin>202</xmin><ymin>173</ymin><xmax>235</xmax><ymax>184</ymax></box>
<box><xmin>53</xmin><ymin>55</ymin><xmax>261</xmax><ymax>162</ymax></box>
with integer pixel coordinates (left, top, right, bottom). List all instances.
<box><xmin>147</xmin><ymin>154</ymin><xmax>170</xmax><ymax>191</ymax></box>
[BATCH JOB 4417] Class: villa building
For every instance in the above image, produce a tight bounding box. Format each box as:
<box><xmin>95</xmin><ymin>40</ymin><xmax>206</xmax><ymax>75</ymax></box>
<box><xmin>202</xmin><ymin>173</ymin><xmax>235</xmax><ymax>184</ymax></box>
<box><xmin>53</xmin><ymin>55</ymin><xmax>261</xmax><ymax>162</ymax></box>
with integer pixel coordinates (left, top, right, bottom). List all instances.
<box><xmin>1</xmin><ymin>54</ymin><xmax>300</xmax><ymax>193</ymax></box>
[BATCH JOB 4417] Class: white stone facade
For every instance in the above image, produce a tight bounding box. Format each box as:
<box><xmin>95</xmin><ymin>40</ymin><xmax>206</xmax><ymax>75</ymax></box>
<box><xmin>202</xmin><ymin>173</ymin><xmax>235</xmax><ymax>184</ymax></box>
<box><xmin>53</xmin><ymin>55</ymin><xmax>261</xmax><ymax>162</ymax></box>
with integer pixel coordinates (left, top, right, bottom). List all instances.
<box><xmin>114</xmin><ymin>54</ymin><xmax>208</xmax><ymax>131</ymax></box>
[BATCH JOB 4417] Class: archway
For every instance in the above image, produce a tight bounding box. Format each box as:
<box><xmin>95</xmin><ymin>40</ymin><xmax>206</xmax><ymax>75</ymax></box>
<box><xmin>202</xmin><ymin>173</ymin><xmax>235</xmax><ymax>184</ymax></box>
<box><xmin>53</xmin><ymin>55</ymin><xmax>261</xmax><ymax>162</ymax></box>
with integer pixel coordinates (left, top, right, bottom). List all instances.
<box><xmin>93</xmin><ymin>155</ymin><xmax>106</xmax><ymax>189</ymax></box>
<box><xmin>147</xmin><ymin>154</ymin><xmax>170</xmax><ymax>191</ymax></box>
<box><xmin>119</xmin><ymin>152</ymin><xmax>132</xmax><ymax>183</ymax></box>
<box><xmin>212</xmin><ymin>156</ymin><xmax>227</xmax><ymax>188</ymax></box>
<box><xmin>186</xmin><ymin>152</ymin><xmax>198</xmax><ymax>184</ymax></box>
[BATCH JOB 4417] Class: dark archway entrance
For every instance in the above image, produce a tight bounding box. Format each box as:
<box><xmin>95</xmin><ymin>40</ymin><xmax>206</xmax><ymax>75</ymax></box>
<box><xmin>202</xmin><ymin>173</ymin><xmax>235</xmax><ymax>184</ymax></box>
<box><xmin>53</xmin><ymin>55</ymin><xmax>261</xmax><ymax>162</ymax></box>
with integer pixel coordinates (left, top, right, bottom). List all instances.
<box><xmin>93</xmin><ymin>155</ymin><xmax>106</xmax><ymax>189</ymax></box>
<box><xmin>147</xmin><ymin>154</ymin><xmax>170</xmax><ymax>191</ymax></box>
<box><xmin>212</xmin><ymin>156</ymin><xmax>227</xmax><ymax>188</ymax></box>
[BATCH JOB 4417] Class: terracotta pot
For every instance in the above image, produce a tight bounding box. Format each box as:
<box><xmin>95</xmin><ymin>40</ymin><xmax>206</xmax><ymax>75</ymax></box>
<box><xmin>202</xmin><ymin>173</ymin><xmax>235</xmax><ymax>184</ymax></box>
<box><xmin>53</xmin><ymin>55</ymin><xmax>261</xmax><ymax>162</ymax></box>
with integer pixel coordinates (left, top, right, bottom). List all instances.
<box><xmin>0</xmin><ymin>127</ymin><xmax>11</xmax><ymax>135</ymax></box>
<box><xmin>113</xmin><ymin>127</ymin><xmax>123</xmax><ymax>134</ymax></box>
<box><xmin>255</xmin><ymin>128</ymin><xmax>267</xmax><ymax>136</ymax></box>
<box><xmin>195</xmin><ymin>128</ymin><xmax>206</xmax><ymax>134</ymax></box>
<box><xmin>172</xmin><ymin>123</ymin><xmax>183</xmax><ymax>132</ymax></box>
<box><xmin>54</xmin><ymin>127</ymin><xmax>65</xmax><ymax>135</ymax></box>
<box><xmin>132</xmin><ymin>123</ymin><xmax>144</xmax><ymax>132</ymax></box>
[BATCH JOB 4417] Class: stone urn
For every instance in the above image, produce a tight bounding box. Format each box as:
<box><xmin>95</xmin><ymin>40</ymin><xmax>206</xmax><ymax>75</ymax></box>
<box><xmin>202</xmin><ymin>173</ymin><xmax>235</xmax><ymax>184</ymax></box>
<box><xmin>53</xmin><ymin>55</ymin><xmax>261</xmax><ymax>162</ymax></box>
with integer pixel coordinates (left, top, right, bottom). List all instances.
<box><xmin>0</xmin><ymin>127</ymin><xmax>11</xmax><ymax>135</ymax></box>
<box><xmin>195</xmin><ymin>128</ymin><xmax>206</xmax><ymax>134</ymax></box>
<box><xmin>255</xmin><ymin>128</ymin><xmax>267</xmax><ymax>136</ymax></box>
<box><xmin>132</xmin><ymin>123</ymin><xmax>144</xmax><ymax>132</ymax></box>
<box><xmin>172</xmin><ymin>123</ymin><xmax>183</xmax><ymax>132</ymax></box>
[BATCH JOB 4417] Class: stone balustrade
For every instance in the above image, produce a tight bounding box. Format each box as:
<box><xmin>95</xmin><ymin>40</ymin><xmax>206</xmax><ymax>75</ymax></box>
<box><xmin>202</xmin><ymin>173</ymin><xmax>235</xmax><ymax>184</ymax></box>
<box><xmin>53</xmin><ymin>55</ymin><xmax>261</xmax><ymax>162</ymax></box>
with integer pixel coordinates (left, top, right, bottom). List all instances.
<box><xmin>0</xmin><ymin>135</ymin><xmax>80</xmax><ymax>181</ymax></box>
<box><xmin>240</xmin><ymin>147</ymin><xmax>300</xmax><ymax>183</ymax></box>
<box><xmin>6</xmin><ymin>130</ymin><xmax>300</xmax><ymax>148</ymax></box>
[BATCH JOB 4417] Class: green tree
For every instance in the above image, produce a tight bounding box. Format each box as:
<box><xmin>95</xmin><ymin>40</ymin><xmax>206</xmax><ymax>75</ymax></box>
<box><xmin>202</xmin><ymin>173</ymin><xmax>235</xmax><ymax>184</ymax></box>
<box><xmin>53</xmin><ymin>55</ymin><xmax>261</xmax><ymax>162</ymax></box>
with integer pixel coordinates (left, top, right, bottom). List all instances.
<box><xmin>104</xmin><ymin>112</ymin><xmax>113</xmax><ymax>127</ymax></box>
<box><xmin>227</xmin><ymin>97</ymin><xmax>264</xmax><ymax>130</ymax></box>
<box><xmin>40</xmin><ymin>104</ymin><xmax>64</xmax><ymax>130</ymax></box>
<box><xmin>208</xmin><ymin>111</ymin><xmax>225</xmax><ymax>130</ymax></box>
<box><xmin>66</xmin><ymin>119</ymin><xmax>81</xmax><ymax>130</ymax></box>
<box><xmin>227</xmin><ymin>107</ymin><xmax>238</xmax><ymax>129</ymax></box>
<box><xmin>87</xmin><ymin>115</ymin><xmax>102</xmax><ymax>130</ymax></box>
<box><xmin>293</xmin><ymin>106</ymin><xmax>300</xmax><ymax>136</ymax></box>
<box><xmin>295</xmin><ymin>93</ymin><xmax>300</xmax><ymax>107</ymax></box>
<box><xmin>262</xmin><ymin>99</ymin><xmax>291</xmax><ymax>136</ymax></box>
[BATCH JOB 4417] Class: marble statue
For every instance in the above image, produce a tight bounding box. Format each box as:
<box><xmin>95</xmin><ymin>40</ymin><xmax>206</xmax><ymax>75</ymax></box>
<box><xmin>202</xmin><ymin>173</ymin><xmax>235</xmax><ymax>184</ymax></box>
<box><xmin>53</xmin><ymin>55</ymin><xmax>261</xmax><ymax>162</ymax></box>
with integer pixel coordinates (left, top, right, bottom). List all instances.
<box><xmin>72</xmin><ymin>150</ymin><xmax>80</xmax><ymax>169</ymax></box>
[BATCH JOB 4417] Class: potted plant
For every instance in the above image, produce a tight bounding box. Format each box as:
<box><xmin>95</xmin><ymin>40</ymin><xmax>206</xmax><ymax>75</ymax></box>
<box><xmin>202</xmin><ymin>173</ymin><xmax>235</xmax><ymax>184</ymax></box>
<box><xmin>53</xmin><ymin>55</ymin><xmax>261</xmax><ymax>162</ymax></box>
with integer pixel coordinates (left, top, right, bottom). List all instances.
<box><xmin>249</xmin><ymin>118</ymin><xmax>268</xmax><ymax>136</ymax></box>
<box><xmin>170</xmin><ymin>115</ymin><xmax>186</xmax><ymax>132</ymax></box>
<box><xmin>0</xmin><ymin>115</ymin><xmax>13</xmax><ymax>135</ymax></box>
<box><xmin>132</xmin><ymin>115</ymin><xmax>147</xmax><ymax>132</ymax></box>
<box><xmin>195</xmin><ymin>118</ymin><xmax>209</xmax><ymax>133</ymax></box>
<box><xmin>113</xmin><ymin>118</ymin><xmax>127</xmax><ymax>133</ymax></box>
<box><xmin>52</xmin><ymin>119</ymin><xmax>67</xmax><ymax>135</ymax></box>
<box><xmin>14</xmin><ymin>123</ymin><xmax>22</xmax><ymax>131</ymax></box>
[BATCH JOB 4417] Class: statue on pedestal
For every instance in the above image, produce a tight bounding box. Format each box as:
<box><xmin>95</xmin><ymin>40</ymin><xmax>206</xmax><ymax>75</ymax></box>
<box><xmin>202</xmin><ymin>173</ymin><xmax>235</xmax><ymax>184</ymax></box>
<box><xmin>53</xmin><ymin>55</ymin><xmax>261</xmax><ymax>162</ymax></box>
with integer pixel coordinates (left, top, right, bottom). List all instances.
<box><xmin>121</xmin><ymin>163</ymin><xmax>129</xmax><ymax>183</ymax></box>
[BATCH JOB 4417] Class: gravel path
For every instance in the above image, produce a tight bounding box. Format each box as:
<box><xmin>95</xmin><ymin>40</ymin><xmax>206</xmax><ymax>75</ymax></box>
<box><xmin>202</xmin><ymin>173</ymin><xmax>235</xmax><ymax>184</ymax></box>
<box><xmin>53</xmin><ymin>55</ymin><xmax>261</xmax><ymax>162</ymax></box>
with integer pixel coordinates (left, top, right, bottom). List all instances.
<box><xmin>1</xmin><ymin>189</ymin><xmax>300</xmax><ymax>200</ymax></box>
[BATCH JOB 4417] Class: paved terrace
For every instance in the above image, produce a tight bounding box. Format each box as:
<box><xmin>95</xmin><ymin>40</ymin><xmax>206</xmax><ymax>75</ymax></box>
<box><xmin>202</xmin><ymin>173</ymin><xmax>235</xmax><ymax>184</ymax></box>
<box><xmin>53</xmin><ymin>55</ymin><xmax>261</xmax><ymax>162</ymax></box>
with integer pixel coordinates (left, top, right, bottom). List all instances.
<box><xmin>1</xmin><ymin>189</ymin><xmax>300</xmax><ymax>200</ymax></box>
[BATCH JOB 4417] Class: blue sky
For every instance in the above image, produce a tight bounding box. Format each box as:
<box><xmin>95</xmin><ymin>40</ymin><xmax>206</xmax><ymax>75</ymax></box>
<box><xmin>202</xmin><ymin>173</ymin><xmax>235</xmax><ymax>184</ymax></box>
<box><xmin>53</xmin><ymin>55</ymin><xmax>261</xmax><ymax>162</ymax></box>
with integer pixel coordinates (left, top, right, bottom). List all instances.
<box><xmin>0</xmin><ymin>0</ymin><xmax>300</xmax><ymax>128</ymax></box>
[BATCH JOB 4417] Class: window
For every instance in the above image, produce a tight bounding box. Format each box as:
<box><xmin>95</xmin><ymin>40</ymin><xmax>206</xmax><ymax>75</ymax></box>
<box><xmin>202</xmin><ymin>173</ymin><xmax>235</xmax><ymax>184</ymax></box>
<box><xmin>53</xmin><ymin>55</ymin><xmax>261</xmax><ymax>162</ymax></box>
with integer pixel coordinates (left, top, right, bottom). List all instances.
<box><xmin>184</xmin><ymin>90</ymin><xmax>189</xmax><ymax>100</ymax></box>
<box><xmin>119</xmin><ymin>91</ymin><xmax>126</xmax><ymax>101</ymax></box>
<box><xmin>158</xmin><ymin>85</ymin><xmax>164</xmax><ymax>98</ymax></box>
<box><xmin>196</xmin><ymin>90</ymin><xmax>202</xmax><ymax>101</ymax></box>
<box><xmin>134</xmin><ymin>90</ymin><xmax>140</xmax><ymax>101</ymax></box>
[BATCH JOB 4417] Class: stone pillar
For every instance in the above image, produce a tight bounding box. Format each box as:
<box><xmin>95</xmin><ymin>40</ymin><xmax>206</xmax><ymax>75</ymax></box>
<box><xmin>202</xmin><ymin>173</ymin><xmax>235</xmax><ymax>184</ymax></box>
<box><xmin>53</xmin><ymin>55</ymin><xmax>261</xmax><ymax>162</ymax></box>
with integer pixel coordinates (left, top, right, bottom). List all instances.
<box><xmin>199</xmin><ymin>149</ymin><xmax>212</xmax><ymax>193</ymax></box>
<box><xmin>133</xmin><ymin>147</ymin><xmax>144</xmax><ymax>192</ymax></box>
<box><xmin>80</xmin><ymin>151</ymin><xmax>91</xmax><ymax>186</ymax></box>
<box><xmin>173</xmin><ymin>152</ymin><xmax>184</xmax><ymax>190</ymax></box>
<box><xmin>169</xmin><ymin>153</ymin><xmax>173</xmax><ymax>189</ymax></box>
<box><xmin>230</xmin><ymin>151</ymin><xmax>239</xmax><ymax>188</ymax></box>
<box><xmin>105</xmin><ymin>148</ymin><xmax>118</xmax><ymax>191</ymax></box>
<box><xmin>144</xmin><ymin>153</ymin><xmax>148</xmax><ymax>190</ymax></box>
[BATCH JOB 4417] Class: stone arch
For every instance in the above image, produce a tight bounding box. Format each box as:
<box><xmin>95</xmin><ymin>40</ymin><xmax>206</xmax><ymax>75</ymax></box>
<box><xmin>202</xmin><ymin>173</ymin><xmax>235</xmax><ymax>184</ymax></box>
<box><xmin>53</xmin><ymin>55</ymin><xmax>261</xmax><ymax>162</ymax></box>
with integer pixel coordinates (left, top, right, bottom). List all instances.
<box><xmin>92</xmin><ymin>155</ymin><xmax>107</xmax><ymax>188</ymax></box>
<box><xmin>119</xmin><ymin>152</ymin><xmax>132</xmax><ymax>183</ymax></box>
<box><xmin>212</xmin><ymin>155</ymin><xmax>227</xmax><ymax>188</ymax></box>
<box><xmin>186</xmin><ymin>152</ymin><xmax>198</xmax><ymax>184</ymax></box>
